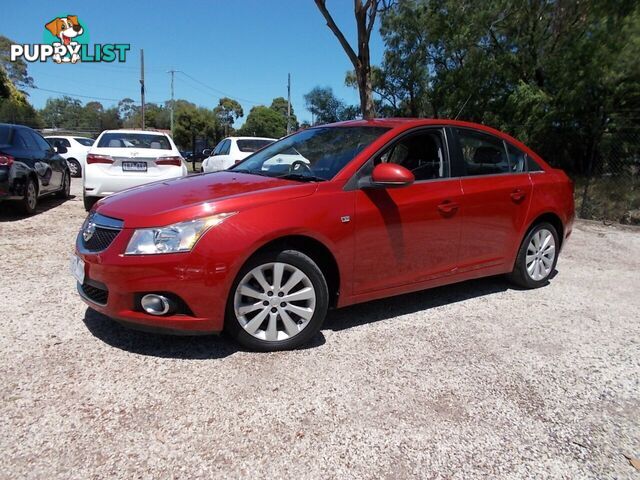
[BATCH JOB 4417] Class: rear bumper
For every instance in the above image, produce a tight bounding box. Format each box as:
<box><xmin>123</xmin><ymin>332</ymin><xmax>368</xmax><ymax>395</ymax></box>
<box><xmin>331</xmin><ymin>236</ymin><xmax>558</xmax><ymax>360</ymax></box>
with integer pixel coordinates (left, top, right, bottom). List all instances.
<box><xmin>75</xmin><ymin>229</ymin><xmax>231</xmax><ymax>334</ymax></box>
<box><xmin>84</xmin><ymin>166</ymin><xmax>187</xmax><ymax>197</ymax></box>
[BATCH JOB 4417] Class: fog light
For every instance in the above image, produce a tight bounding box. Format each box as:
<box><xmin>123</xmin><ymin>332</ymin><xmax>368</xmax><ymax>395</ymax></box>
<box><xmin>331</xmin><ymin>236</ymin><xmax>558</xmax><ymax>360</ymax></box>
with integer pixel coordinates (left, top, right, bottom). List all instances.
<box><xmin>140</xmin><ymin>294</ymin><xmax>174</xmax><ymax>316</ymax></box>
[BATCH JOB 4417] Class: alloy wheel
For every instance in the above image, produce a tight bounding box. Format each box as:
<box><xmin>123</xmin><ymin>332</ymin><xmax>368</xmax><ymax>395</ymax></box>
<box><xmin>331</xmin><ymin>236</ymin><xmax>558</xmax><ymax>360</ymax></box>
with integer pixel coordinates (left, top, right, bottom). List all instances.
<box><xmin>526</xmin><ymin>228</ymin><xmax>556</xmax><ymax>281</ymax></box>
<box><xmin>233</xmin><ymin>262</ymin><xmax>317</xmax><ymax>342</ymax></box>
<box><xmin>27</xmin><ymin>182</ymin><xmax>37</xmax><ymax>210</ymax></box>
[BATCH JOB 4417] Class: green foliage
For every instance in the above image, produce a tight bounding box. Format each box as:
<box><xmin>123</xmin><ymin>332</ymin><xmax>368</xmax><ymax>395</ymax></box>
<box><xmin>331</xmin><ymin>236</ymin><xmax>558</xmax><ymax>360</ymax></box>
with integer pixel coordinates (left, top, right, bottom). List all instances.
<box><xmin>303</xmin><ymin>86</ymin><xmax>358</xmax><ymax>124</ymax></box>
<box><xmin>214</xmin><ymin>97</ymin><xmax>243</xmax><ymax>135</ymax></box>
<box><xmin>270</xmin><ymin>96</ymin><xmax>299</xmax><ymax>131</ymax></box>
<box><xmin>0</xmin><ymin>35</ymin><xmax>34</xmax><ymax>91</ymax></box>
<box><xmin>374</xmin><ymin>0</ymin><xmax>640</xmax><ymax>173</ymax></box>
<box><xmin>0</xmin><ymin>67</ymin><xmax>42</xmax><ymax>127</ymax></box>
<box><xmin>238</xmin><ymin>106</ymin><xmax>287</xmax><ymax>138</ymax></box>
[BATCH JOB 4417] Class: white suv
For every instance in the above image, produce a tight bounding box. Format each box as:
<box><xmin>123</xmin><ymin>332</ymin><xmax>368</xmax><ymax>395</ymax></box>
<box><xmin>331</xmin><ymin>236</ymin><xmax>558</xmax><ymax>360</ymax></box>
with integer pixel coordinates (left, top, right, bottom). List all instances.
<box><xmin>202</xmin><ymin>136</ymin><xmax>275</xmax><ymax>173</ymax></box>
<box><xmin>45</xmin><ymin>135</ymin><xmax>94</xmax><ymax>177</ymax></box>
<box><xmin>83</xmin><ymin>129</ymin><xmax>187</xmax><ymax>211</ymax></box>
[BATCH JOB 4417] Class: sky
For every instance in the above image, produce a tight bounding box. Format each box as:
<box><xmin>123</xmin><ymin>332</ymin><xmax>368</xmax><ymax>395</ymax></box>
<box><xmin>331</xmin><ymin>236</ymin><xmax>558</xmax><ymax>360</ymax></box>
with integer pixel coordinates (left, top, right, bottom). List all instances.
<box><xmin>2</xmin><ymin>0</ymin><xmax>385</xmax><ymax>125</ymax></box>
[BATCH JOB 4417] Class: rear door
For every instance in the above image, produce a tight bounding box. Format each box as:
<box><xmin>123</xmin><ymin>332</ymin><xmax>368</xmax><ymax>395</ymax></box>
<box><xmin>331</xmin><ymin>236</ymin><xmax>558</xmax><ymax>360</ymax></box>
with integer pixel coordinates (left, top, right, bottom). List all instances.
<box><xmin>16</xmin><ymin>128</ymin><xmax>53</xmax><ymax>192</ymax></box>
<box><xmin>353</xmin><ymin>127</ymin><xmax>463</xmax><ymax>294</ymax></box>
<box><xmin>451</xmin><ymin>127</ymin><xmax>533</xmax><ymax>272</ymax></box>
<box><xmin>31</xmin><ymin>130</ymin><xmax>65</xmax><ymax>189</ymax></box>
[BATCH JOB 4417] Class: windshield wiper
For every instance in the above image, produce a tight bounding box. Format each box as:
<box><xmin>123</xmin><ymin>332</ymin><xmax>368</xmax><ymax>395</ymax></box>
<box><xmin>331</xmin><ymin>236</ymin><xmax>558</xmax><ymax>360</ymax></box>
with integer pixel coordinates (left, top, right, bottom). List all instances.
<box><xmin>232</xmin><ymin>169</ymin><xmax>271</xmax><ymax>177</ymax></box>
<box><xmin>276</xmin><ymin>173</ymin><xmax>326</xmax><ymax>182</ymax></box>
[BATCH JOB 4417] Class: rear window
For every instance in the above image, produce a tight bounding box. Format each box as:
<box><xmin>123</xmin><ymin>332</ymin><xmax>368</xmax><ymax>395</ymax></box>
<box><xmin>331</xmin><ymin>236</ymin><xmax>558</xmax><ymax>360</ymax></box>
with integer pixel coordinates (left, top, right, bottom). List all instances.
<box><xmin>237</xmin><ymin>139</ymin><xmax>274</xmax><ymax>153</ymax></box>
<box><xmin>97</xmin><ymin>133</ymin><xmax>171</xmax><ymax>150</ymax></box>
<box><xmin>0</xmin><ymin>126</ymin><xmax>11</xmax><ymax>145</ymax></box>
<box><xmin>74</xmin><ymin>137</ymin><xmax>94</xmax><ymax>146</ymax></box>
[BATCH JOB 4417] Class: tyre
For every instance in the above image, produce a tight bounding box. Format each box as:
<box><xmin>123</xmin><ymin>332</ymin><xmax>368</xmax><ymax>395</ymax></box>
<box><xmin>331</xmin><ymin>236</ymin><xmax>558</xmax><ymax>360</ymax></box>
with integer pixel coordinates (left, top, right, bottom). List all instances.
<box><xmin>83</xmin><ymin>194</ymin><xmax>98</xmax><ymax>211</ymax></box>
<box><xmin>507</xmin><ymin>222</ymin><xmax>559</xmax><ymax>289</ymax></box>
<box><xmin>19</xmin><ymin>177</ymin><xmax>38</xmax><ymax>215</ymax></box>
<box><xmin>225</xmin><ymin>249</ymin><xmax>329</xmax><ymax>351</ymax></box>
<box><xmin>56</xmin><ymin>171</ymin><xmax>71</xmax><ymax>198</ymax></box>
<box><xmin>67</xmin><ymin>159</ymin><xmax>81</xmax><ymax>177</ymax></box>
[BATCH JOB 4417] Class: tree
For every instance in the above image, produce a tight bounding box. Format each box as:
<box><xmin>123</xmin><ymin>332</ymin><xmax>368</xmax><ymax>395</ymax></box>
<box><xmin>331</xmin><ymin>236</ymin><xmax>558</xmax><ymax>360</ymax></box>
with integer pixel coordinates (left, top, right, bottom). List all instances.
<box><xmin>378</xmin><ymin>0</ymin><xmax>640</xmax><ymax>174</ymax></box>
<box><xmin>214</xmin><ymin>97</ymin><xmax>243</xmax><ymax>135</ymax></box>
<box><xmin>117</xmin><ymin>98</ymin><xmax>138</xmax><ymax>123</ymax></box>
<box><xmin>0</xmin><ymin>67</ymin><xmax>41</xmax><ymax>127</ymax></box>
<box><xmin>314</xmin><ymin>0</ymin><xmax>394</xmax><ymax>119</ymax></box>
<box><xmin>270</xmin><ymin>97</ymin><xmax>299</xmax><ymax>131</ymax></box>
<box><xmin>0</xmin><ymin>35</ymin><xmax>34</xmax><ymax>92</ymax></box>
<box><xmin>238</xmin><ymin>106</ymin><xmax>287</xmax><ymax>138</ymax></box>
<box><xmin>303</xmin><ymin>86</ymin><xmax>357</xmax><ymax>124</ymax></box>
<box><xmin>40</xmin><ymin>96</ymin><xmax>83</xmax><ymax>128</ymax></box>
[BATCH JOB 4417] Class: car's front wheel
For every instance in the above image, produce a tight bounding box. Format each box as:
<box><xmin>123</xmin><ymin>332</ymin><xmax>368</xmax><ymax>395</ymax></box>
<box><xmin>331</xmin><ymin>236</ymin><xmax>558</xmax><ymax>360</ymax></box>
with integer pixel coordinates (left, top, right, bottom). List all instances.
<box><xmin>225</xmin><ymin>250</ymin><xmax>329</xmax><ymax>351</ymax></box>
<box><xmin>56</xmin><ymin>171</ymin><xmax>71</xmax><ymax>198</ymax></box>
<box><xmin>508</xmin><ymin>222</ymin><xmax>559</xmax><ymax>288</ymax></box>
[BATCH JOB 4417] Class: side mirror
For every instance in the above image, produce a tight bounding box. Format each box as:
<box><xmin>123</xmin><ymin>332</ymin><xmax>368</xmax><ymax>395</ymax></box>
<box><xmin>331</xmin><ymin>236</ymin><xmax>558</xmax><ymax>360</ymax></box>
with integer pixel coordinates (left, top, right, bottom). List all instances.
<box><xmin>368</xmin><ymin>163</ymin><xmax>414</xmax><ymax>188</ymax></box>
<box><xmin>55</xmin><ymin>145</ymin><xmax>68</xmax><ymax>154</ymax></box>
<box><xmin>202</xmin><ymin>149</ymin><xmax>212</xmax><ymax>156</ymax></box>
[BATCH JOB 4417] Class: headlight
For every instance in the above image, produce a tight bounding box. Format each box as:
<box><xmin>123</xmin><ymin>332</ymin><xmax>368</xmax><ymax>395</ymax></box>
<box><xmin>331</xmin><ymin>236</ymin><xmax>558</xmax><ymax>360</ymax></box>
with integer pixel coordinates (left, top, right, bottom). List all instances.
<box><xmin>124</xmin><ymin>212</ymin><xmax>236</xmax><ymax>255</ymax></box>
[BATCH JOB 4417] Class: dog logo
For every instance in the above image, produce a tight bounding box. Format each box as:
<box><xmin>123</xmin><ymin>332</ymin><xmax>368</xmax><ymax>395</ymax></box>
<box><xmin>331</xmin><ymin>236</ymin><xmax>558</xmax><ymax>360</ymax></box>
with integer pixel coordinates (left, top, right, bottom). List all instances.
<box><xmin>9</xmin><ymin>15</ymin><xmax>130</xmax><ymax>64</ymax></box>
<box><xmin>45</xmin><ymin>15</ymin><xmax>84</xmax><ymax>63</ymax></box>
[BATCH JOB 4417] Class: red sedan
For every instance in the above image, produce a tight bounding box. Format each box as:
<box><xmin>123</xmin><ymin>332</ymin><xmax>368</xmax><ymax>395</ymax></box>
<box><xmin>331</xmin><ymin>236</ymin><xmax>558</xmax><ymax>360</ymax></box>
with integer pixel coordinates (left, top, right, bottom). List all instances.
<box><xmin>73</xmin><ymin>119</ymin><xmax>574</xmax><ymax>351</ymax></box>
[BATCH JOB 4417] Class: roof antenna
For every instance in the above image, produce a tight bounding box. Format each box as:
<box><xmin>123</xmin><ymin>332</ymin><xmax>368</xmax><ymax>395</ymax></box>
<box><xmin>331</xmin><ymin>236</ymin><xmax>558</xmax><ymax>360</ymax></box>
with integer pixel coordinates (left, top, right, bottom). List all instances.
<box><xmin>454</xmin><ymin>94</ymin><xmax>472</xmax><ymax>120</ymax></box>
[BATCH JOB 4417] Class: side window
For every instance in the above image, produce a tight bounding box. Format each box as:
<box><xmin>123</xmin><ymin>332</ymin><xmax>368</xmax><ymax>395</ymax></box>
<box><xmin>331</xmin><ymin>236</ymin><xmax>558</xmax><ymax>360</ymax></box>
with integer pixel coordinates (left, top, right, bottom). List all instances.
<box><xmin>220</xmin><ymin>140</ymin><xmax>231</xmax><ymax>155</ymax></box>
<box><xmin>506</xmin><ymin>143</ymin><xmax>526</xmax><ymax>173</ymax></box>
<box><xmin>30</xmin><ymin>131</ymin><xmax>53</xmax><ymax>152</ymax></box>
<box><xmin>375</xmin><ymin>129</ymin><xmax>449</xmax><ymax>181</ymax></box>
<box><xmin>17</xmin><ymin>129</ymin><xmax>37</xmax><ymax>150</ymax></box>
<box><xmin>527</xmin><ymin>155</ymin><xmax>544</xmax><ymax>172</ymax></box>
<box><xmin>457</xmin><ymin>129</ymin><xmax>510</xmax><ymax>176</ymax></box>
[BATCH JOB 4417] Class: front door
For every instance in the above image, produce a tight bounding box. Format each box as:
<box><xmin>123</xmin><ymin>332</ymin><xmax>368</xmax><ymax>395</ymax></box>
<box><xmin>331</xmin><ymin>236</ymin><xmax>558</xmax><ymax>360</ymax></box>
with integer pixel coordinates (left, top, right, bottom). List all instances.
<box><xmin>353</xmin><ymin>128</ymin><xmax>463</xmax><ymax>294</ymax></box>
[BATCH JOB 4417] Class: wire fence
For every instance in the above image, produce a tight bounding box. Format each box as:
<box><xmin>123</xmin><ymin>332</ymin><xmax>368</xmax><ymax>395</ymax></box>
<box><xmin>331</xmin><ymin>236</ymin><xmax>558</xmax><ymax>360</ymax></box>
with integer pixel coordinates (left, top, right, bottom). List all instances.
<box><xmin>573</xmin><ymin>128</ymin><xmax>640</xmax><ymax>225</ymax></box>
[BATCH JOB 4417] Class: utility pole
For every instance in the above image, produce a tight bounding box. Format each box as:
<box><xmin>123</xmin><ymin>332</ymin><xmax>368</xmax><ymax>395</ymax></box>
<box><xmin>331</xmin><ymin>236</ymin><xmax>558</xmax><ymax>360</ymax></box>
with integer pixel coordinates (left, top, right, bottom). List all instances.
<box><xmin>140</xmin><ymin>49</ymin><xmax>145</xmax><ymax>130</ymax></box>
<box><xmin>168</xmin><ymin>69</ymin><xmax>179</xmax><ymax>137</ymax></box>
<box><xmin>286</xmin><ymin>73</ymin><xmax>291</xmax><ymax>135</ymax></box>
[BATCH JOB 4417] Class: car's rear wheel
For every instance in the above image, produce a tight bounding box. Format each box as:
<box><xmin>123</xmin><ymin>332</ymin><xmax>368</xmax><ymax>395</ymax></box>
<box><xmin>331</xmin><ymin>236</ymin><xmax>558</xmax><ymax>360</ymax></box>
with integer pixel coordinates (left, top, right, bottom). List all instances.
<box><xmin>507</xmin><ymin>222</ymin><xmax>559</xmax><ymax>288</ymax></box>
<box><xmin>225</xmin><ymin>250</ymin><xmax>329</xmax><ymax>351</ymax></box>
<box><xmin>20</xmin><ymin>178</ymin><xmax>38</xmax><ymax>215</ymax></box>
<box><xmin>56</xmin><ymin>171</ymin><xmax>71</xmax><ymax>198</ymax></box>
<box><xmin>83</xmin><ymin>194</ymin><xmax>98</xmax><ymax>211</ymax></box>
<box><xmin>67</xmin><ymin>159</ymin><xmax>81</xmax><ymax>177</ymax></box>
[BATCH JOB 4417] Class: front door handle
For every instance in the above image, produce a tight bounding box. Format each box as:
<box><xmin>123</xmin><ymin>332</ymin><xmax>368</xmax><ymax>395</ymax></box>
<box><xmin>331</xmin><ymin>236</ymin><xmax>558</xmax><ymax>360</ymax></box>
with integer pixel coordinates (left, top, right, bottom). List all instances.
<box><xmin>437</xmin><ymin>200</ymin><xmax>459</xmax><ymax>215</ymax></box>
<box><xmin>510</xmin><ymin>188</ymin><xmax>526</xmax><ymax>202</ymax></box>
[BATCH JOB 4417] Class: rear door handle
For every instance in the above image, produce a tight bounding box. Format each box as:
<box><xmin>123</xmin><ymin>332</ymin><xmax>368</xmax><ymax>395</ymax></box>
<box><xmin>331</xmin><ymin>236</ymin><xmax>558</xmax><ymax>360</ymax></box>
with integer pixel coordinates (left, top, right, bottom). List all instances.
<box><xmin>510</xmin><ymin>189</ymin><xmax>526</xmax><ymax>202</ymax></box>
<box><xmin>437</xmin><ymin>200</ymin><xmax>459</xmax><ymax>215</ymax></box>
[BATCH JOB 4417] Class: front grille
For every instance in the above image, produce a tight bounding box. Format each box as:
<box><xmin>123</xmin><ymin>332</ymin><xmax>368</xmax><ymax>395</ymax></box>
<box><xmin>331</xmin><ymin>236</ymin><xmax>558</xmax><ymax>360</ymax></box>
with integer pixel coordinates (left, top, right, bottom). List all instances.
<box><xmin>83</xmin><ymin>227</ymin><xmax>120</xmax><ymax>252</ymax></box>
<box><xmin>79</xmin><ymin>212</ymin><xmax>124</xmax><ymax>253</ymax></box>
<box><xmin>81</xmin><ymin>282</ymin><xmax>109</xmax><ymax>305</ymax></box>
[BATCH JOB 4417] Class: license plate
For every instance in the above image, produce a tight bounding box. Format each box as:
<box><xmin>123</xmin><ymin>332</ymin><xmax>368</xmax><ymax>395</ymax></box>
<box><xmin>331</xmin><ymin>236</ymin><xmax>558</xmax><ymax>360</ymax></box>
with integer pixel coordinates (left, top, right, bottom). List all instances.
<box><xmin>70</xmin><ymin>255</ymin><xmax>85</xmax><ymax>284</ymax></box>
<box><xmin>122</xmin><ymin>161</ymin><xmax>147</xmax><ymax>172</ymax></box>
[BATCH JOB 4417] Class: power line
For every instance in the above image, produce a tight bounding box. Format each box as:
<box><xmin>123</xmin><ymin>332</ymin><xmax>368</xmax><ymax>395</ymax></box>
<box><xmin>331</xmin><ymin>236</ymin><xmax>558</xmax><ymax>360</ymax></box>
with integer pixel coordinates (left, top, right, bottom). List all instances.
<box><xmin>178</xmin><ymin>71</ymin><xmax>265</xmax><ymax>105</ymax></box>
<box><xmin>26</xmin><ymin>86</ymin><xmax>162</xmax><ymax>104</ymax></box>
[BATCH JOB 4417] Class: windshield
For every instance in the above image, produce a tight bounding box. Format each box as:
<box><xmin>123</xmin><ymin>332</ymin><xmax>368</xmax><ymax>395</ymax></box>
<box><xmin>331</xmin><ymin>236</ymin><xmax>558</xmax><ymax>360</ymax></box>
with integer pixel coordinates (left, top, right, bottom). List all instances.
<box><xmin>74</xmin><ymin>137</ymin><xmax>94</xmax><ymax>146</ymax></box>
<box><xmin>237</xmin><ymin>139</ymin><xmax>274</xmax><ymax>153</ymax></box>
<box><xmin>97</xmin><ymin>133</ymin><xmax>172</xmax><ymax>150</ymax></box>
<box><xmin>230</xmin><ymin>126</ymin><xmax>389</xmax><ymax>181</ymax></box>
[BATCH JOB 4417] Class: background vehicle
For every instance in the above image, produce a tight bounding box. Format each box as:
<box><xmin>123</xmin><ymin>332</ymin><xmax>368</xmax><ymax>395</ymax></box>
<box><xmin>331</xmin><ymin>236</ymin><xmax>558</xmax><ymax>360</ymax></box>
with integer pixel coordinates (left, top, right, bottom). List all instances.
<box><xmin>83</xmin><ymin>129</ymin><xmax>187</xmax><ymax>211</ymax></box>
<box><xmin>74</xmin><ymin>119</ymin><xmax>574</xmax><ymax>351</ymax></box>
<box><xmin>0</xmin><ymin>123</ymin><xmax>71</xmax><ymax>214</ymax></box>
<box><xmin>45</xmin><ymin>135</ymin><xmax>94</xmax><ymax>178</ymax></box>
<box><xmin>202</xmin><ymin>136</ymin><xmax>275</xmax><ymax>173</ymax></box>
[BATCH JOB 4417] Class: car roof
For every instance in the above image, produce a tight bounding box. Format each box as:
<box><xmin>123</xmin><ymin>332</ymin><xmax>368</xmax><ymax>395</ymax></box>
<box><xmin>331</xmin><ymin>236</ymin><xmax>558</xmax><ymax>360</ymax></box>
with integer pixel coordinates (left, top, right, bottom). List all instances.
<box><xmin>100</xmin><ymin>129</ymin><xmax>169</xmax><ymax>135</ymax></box>
<box><xmin>225</xmin><ymin>136</ymin><xmax>276</xmax><ymax>141</ymax></box>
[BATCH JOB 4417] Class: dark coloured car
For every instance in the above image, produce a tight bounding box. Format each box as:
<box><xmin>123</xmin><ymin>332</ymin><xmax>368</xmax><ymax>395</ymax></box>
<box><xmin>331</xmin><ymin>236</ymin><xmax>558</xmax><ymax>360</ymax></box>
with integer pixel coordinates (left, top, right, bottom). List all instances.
<box><xmin>0</xmin><ymin>123</ymin><xmax>71</xmax><ymax>214</ymax></box>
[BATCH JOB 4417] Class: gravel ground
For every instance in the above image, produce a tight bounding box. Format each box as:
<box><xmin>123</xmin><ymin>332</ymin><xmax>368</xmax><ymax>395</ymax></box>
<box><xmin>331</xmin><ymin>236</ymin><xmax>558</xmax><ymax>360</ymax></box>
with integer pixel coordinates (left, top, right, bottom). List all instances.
<box><xmin>1</xmin><ymin>178</ymin><xmax>639</xmax><ymax>479</ymax></box>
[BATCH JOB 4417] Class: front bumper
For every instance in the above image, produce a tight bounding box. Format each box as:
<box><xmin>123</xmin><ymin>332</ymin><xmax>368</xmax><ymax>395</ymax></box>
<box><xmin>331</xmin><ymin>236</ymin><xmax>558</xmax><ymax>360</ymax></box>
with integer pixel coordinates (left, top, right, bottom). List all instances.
<box><xmin>75</xmin><ymin>227</ymin><xmax>231</xmax><ymax>334</ymax></box>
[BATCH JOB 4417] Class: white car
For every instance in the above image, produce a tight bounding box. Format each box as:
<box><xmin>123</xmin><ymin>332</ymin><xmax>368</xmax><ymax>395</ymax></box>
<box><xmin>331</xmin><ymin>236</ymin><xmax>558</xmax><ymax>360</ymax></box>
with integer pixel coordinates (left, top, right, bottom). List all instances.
<box><xmin>45</xmin><ymin>135</ymin><xmax>94</xmax><ymax>178</ymax></box>
<box><xmin>202</xmin><ymin>136</ymin><xmax>275</xmax><ymax>173</ymax></box>
<box><xmin>83</xmin><ymin>129</ymin><xmax>187</xmax><ymax>211</ymax></box>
